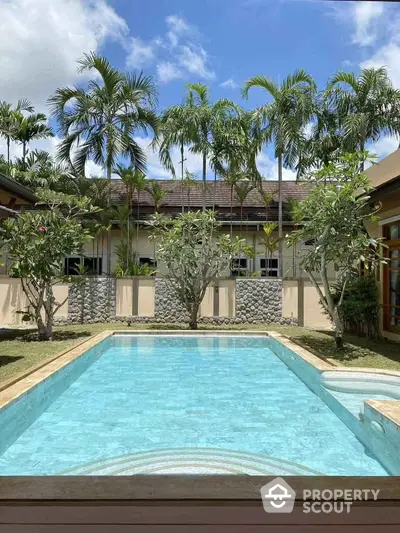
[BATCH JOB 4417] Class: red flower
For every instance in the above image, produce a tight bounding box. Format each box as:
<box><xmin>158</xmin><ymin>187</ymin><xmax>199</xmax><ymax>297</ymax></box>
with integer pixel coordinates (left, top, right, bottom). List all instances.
<box><xmin>39</xmin><ymin>226</ymin><xmax>47</xmax><ymax>233</ymax></box>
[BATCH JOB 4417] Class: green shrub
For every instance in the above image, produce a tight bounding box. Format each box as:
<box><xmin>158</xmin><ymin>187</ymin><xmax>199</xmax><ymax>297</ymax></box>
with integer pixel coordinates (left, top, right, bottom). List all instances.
<box><xmin>332</xmin><ymin>273</ymin><xmax>381</xmax><ymax>338</ymax></box>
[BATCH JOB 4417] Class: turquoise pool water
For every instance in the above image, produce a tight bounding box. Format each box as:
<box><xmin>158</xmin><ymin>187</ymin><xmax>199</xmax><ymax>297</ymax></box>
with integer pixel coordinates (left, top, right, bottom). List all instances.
<box><xmin>0</xmin><ymin>335</ymin><xmax>388</xmax><ymax>476</ymax></box>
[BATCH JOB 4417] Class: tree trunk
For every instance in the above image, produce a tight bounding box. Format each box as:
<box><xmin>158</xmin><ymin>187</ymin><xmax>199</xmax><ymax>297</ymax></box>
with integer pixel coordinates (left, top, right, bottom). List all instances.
<box><xmin>189</xmin><ymin>306</ymin><xmax>198</xmax><ymax>330</ymax></box>
<box><xmin>181</xmin><ymin>139</ymin><xmax>184</xmax><ymax>213</ymax></box>
<box><xmin>278</xmin><ymin>154</ymin><xmax>283</xmax><ymax>278</ymax></box>
<box><xmin>230</xmin><ymin>186</ymin><xmax>233</xmax><ymax>236</ymax></box>
<box><xmin>22</xmin><ymin>142</ymin><xmax>27</xmax><ymax>166</ymax></box>
<box><xmin>332</xmin><ymin>308</ymin><xmax>344</xmax><ymax>349</ymax></box>
<box><xmin>213</xmin><ymin>169</ymin><xmax>217</xmax><ymax>211</ymax></box>
<box><xmin>7</xmin><ymin>136</ymin><xmax>10</xmax><ymax>165</ymax></box>
<box><xmin>202</xmin><ymin>152</ymin><xmax>207</xmax><ymax>211</ymax></box>
<box><xmin>360</xmin><ymin>139</ymin><xmax>365</xmax><ymax>172</ymax></box>
<box><xmin>36</xmin><ymin>313</ymin><xmax>53</xmax><ymax>341</ymax></box>
<box><xmin>136</xmin><ymin>192</ymin><xmax>140</xmax><ymax>257</ymax></box>
<box><xmin>106</xmin><ymin>164</ymin><xmax>112</xmax><ymax>276</ymax></box>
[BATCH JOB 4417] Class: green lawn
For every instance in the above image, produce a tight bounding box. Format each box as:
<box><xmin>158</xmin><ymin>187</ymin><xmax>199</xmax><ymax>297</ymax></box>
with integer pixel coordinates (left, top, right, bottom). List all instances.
<box><xmin>0</xmin><ymin>323</ymin><xmax>399</xmax><ymax>386</ymax></box>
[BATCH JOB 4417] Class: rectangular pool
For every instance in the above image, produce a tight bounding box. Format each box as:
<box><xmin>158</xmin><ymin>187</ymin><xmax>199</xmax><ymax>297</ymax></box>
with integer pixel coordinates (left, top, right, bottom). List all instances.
<box><xmin>0</xmin><ymin>335</ymin><xmax>389</xmax><ymax>476</ymax></box>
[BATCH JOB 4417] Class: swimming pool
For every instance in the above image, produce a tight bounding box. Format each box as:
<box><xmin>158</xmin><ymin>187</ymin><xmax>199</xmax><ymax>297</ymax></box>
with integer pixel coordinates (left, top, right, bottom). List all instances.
<box><xmin>0</xmin><ymin>334</ymin><xmax>392</xmax><ymax>475</ymax></box>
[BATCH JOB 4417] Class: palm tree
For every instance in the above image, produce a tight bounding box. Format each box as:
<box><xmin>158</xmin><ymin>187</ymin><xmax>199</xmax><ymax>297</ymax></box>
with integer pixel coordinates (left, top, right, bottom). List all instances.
<box><xmin>326</xmin><ymin>67</ymin><xmax>400</xmax><ymax>170</ymax></box>
<box><xmin>182</xmin><ymin>170</ymin><xmax>197</xmax><ymax>210</ymax></box>
<box><xmin>185</xmin><ymin>84</ymin><xmax>239</xmax><ymax>210</ymax></box>
<box><xmin>0</xmin><ymin>99</ymin><xmax>34</xmax><ymax>165</ymax></box>
<box><xmin>158</xmin><ymin>103</ymin><xmax>195</xmax><ymax>212</ymax></box>
<box><xmin>132</xmin><ymin>170</ymin><xmax>147</xmax><ymax>253</ymax></box>
<box><xmin>258</xmin><ymin>187</ymin><xmax>276</xmax><ymax>223</ymax></box>
<box><xmin>13</xmin><ymin>150</ymin><xmax>68</xmax><ymax>190</ymax></box>
<box><xmin>221</xmin><ymin>171</ymin><xmax>242</xmax><ymax>236</ymax></box>
<box><xmin>260</xmin><ymin>222</ymin><xmax>279</xmax><ymax>278</ymax></box>
<box><xmin>49</xmin><ymin>52</ymin><xmax>158</xmax><ymax>274</ymax></box>
<box><xmin>295</xmin><ymin>98</ymin><xmax>343</xmax><ymax>177</ymax></box>
<box><xmin>13</xmin><ymin>112</ymin><xmax>53</xmax><ymax>165</ymax></box>
<box><xmin>243</xmin><ymin>70</ymin><xmax>316</xmax><ymax>277</ymax></box>
<box><xmin>147</xmin><ymin>180</ymin><xmax>166</xmax><ymax>213</ymax></box>
<box><xmin>235</xmin><ymin>180</ymin><xmax>254</xmax><ymax>235</ymax></box>
<box><xmin>113</xmin><ymin>164</ymin><xmax>137</xmax><ymax>268</ymax></box>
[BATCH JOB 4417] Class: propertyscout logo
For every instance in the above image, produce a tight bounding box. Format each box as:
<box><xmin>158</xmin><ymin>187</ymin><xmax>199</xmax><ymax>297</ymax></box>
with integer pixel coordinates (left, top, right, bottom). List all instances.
<box><xmin>260</xmin><ymin>478</ymin><xmax>380</xmax><ymax>514</ymax></box>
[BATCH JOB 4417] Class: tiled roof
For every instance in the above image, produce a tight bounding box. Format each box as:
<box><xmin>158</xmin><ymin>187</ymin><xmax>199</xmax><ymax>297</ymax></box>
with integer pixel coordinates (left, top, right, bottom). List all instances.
<box><xmin>110</xmin><ymin>179</ymin><xmax>313</xmax><ymax>209</ymax></box>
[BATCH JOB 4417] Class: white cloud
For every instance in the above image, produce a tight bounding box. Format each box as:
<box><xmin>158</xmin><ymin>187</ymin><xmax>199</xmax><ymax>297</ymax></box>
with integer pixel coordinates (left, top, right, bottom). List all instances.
<box><xmin>157</xmin><ymin>61</ymin><xmax>183</xmax><ymax>84</ymax></box>
<box><xmin>220</xmin><ymin>78</ymin><xmax>238</xmax><ymax>89</ymax></box>
<box><xmin>369</xmin><ymin>135</ymin><xmax>399</xmax><ymax>160</ymax></box>
<box><xmin>256</xmin><ymin>152</ymin><xmax>296</xmax><ymax>181</ymax></box>
<box><xmin>125</xmin><ymin>37</ymin><xmax>155</xmax><ymax>68</ymax></box>
<box><xmin>179</xmin><ymin>45</ymin><xmax>215</xmax><ymax>80</ymax></box>
<box><xmin>165</xmin><ymin>14</ymin><xmax>191</xmax><ymax>47</ymax></box>
<box><xmin>352</xmin><ymin>1</ymin><xmax>385</xmax><ymax>46</ymax></box>
<box><xmin>122</xmin><ymin>13</ymin><xmax>215</xmax><ymax>84</ymax></box>
<box><xmin>134</xmin><ymin>136</ymin><xmax>211</xmax><ymax>180</ymax></box>
<box><xmin>0</xmin><ymin>0</ymin><xmax>128</xmax><ymax>112</ymax></box>
<box><xmin>362</xmin><ymin>42</ymin><xmax>400</xmax><ymax>88</ymax></box>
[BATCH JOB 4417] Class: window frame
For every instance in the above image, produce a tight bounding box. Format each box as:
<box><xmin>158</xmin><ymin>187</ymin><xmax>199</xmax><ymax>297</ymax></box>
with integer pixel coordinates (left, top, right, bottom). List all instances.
<box><xmin>259</xmin><ymin>257</ymin><xmax>279</xmax><ymax>278</ymax></box>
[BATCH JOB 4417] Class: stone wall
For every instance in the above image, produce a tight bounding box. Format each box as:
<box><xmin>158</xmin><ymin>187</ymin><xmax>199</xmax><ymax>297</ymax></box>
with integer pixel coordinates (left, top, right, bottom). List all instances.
<box><xmin>55</xmin><ymin>276</ymin><xmax>296</xmax><ymax>326</ymax></box>
<box><xmin>236</xmin><ymin>279</ymin><xmax>284</xmax><ymax>324</ymax></box>
<box><xmin>67</xmin><ymin>278</ymin><xmax>116</xmax><ymax>324</ymax></box>
<box><xmin>154</xmin><ymin>277</ymin><xmax>189</xmax><ymax>323</ymax></box>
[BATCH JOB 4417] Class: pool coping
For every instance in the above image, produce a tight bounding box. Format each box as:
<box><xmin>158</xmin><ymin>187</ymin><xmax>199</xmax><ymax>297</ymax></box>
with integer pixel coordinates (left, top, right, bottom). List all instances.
<box><xmin>268</xmin><ymin>332</ymin><xmax>400</xmax><ymax>444</ymax></box>
<box><xmin>1</xmin><ymin>329</ymin><xmax>400</xmax><ymax>466</ymax></box>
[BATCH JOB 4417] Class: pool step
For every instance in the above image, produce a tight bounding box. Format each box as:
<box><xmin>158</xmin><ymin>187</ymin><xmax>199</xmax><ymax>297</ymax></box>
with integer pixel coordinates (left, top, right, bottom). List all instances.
<box><xmin>60</xmin><ymin>448</ymin><xmax>323</xmax><ymax>476</ymax></box>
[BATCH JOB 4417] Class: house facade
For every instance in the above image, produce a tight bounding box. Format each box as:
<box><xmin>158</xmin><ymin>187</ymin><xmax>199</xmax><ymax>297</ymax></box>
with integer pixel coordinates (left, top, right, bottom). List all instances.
<box><xmin>64</xmin><ymin>179</ymin><xmax>327</xmax><ymax>279</ymax></box>
<box><xmin>366</xmin><ymin>149</ymin><xmax>400</xmax><ymax>342</ymax></box>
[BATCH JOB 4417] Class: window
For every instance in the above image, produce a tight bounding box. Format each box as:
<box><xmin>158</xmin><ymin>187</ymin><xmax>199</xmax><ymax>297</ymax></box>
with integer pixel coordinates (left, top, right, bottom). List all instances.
<box><xmin>83</xmin><ymin>257</ymin><xmax>102</xmax><ymax>275</ymax></box>
<box><xmin>304</xmin><ymin>238</ymin><xmax>316</xmax><ymax>246</ymax></box>
<box><xmin>64</xmin><ymin>257</ymin><xmax>80</xmax><ymax>275</ymax></box>
<box><xmin>230</xmin><ymin>258</ymin><xmax>247</xmax><ymax>277</ymax></box>
<box><xmin>383</xmin><ymin>222</ymin><xmax>400</xmax><ymax>332</ymax></box>
<box><xmin>260</xmin><ymin>258</ymin><xmax>279</xmax><ymax>277</ymax></box>
<box><xmin>139</xmin><ymin>257</ymin><xmax>157</xmax><ymax>268</ymax></box>
<box><xmin>64</xmin><ymin>257</ymin><xmax>102</xmax><ymax>275</ymax></box>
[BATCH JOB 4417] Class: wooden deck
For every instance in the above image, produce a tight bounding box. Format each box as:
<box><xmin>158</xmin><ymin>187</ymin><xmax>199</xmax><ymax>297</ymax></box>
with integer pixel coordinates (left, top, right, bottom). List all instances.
<box><xmin>0</xmin><ymin>476</ymin><xmax>400</xmax><ymax>531</ymax></box>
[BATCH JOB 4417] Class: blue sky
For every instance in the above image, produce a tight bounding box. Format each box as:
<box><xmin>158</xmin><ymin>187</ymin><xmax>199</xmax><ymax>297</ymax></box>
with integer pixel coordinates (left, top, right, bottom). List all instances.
<box><xmin>0</xmin><ymin>0</ymin><xmax>399</xmax><ymax>179</ymax></box>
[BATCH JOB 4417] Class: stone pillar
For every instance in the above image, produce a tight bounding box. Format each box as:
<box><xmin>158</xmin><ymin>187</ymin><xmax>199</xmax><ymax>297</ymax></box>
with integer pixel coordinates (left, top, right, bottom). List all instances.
<box><xmin>68</xmin><ymin>277</ymin><xmax>116</xmax><ymax>323</ymax></box>
<box><xmin>236</xmin><ymin>278</ymin><xmax>284</xmax><ymax>324</ymax></box>
<box><xmin>154</xmin><ymin>277</ymin><xmax>189</xmax><ymax>323</ymax></box>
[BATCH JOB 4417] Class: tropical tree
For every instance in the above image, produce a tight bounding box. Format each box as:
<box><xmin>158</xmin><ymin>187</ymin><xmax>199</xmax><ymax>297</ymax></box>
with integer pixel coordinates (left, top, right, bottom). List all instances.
<box><xmin>49</xmin><ymin>53</ymin><xmax>158</xmax><ymax>179</ymax></box>
<box><xmin>147</xmin><ymin>180</ymin><xmax>167</xmax><ymax>213</ymax></box>
<box><xmin>326</xmin><ymin>67</ymin><xmax>400</xmax><ymax>170</ymax></box>
<box><xmin>13</xmin><ymin>112</ymin><xmax>53</xmax><ymax>165</ymax></box>
<box><xmin>243</xmin><ymin>70</ymin><xmax>317</xmax><ymax>276</ymax></box>
<box><xmin>258</xmin><ymin>187</ymin><xmax>276</xmax><ymax>223</ymax></box>
<box><xmin>287</xmin><ymin>152</ymin><xmax>382</xmax><ymax>348</ymax></box>
<box><xmin>260</xmin><ymin>222</ymin><xmax>279</xmax><ymax>278</ymax></box>
<box><xmin>0</xmin><ymin>191</ymin><xmax>98</xmax><ymax>340</ymax></box>
<box><xmin>182</xmin><ymin>170</ymin><xmax>198</xmax><ymax>211</ymax></box>
<box><xmin>158</xmin><ymin>103</ymin><xmax>195</xmax><ymax>211</ymax></box>
<box><xmin>295</xmin><ymin>98</ymin><xmax>344</xmax><ymax>177</ymax></box>
<box><xmin>49</xmin><ymin>52</ymin><xmax>158</xmax><ymax>274</ymax></box>
<box><xmin>0</xmin><ymin>99</ymin><xmax>34</xmax><ymax>165</ymax></box>
<box><xmin>132</xmin><ymin>170</ymin><xmax>147</xmax><ymax>251</ymax></box>
<box><xmin>150</xmin><ymin>211</ymin><xmax>249</xmax><ymax>329</ymax></box>
<box><xmin>235</xmin><ymin>180</ymin><xmax>254</xmax><ymax>234</ymax></box>
<box><xmin>185</xmin><ymin>84</ymin><xmax>240</xmax><ymax>209</ymax></box>
<box><xmin>12</xmin><ymin>150</ymin><xmax>71</xmax><ymax>191</ymax></box>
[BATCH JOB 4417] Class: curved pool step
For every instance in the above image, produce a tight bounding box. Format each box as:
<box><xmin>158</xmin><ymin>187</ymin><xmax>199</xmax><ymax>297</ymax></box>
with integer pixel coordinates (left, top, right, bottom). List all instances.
<box><xmin>60</xmin><ymin>448</ymin><xmax>323</xmax><ymax>476</ymax></box>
